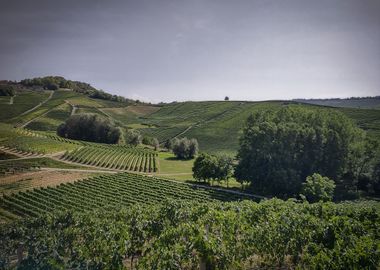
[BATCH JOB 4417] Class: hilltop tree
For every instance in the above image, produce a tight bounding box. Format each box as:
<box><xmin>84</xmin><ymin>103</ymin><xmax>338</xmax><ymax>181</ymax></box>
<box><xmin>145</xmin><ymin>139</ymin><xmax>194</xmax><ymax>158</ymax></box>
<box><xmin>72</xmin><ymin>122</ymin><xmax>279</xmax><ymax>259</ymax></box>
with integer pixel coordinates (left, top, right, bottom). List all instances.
<box><xmin>57</xmin><ymin>114</ymin><xmax>121</xmax><ymax>144</ymax></box>
<box><xmin>224</xmin><ymin>96</ymin><xmax>229</xmax><ymax>101</ymax></box>
<box><xmin>235</xmin><ymin>107</ymin><xmax>368</xmax><ymax>198</ymax></box>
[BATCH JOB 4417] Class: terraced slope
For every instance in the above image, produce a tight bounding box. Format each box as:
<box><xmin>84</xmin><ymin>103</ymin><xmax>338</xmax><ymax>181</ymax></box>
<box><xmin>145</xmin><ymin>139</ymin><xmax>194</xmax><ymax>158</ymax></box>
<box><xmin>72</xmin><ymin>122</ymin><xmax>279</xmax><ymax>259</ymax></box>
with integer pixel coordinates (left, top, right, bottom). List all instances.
<box><xmin>62</xmin><ymin>145</ymin><xmax>158</xmax><ymax>172</ymax></box>
<box><xmin>0</xmin><ymin>172</ymin><xmax>256</xmax><ymax>221</ymax></box>
<box><xmin>0</xmin><ymin>91</ymin><xmax>51</xmax><ymax>121</ymax></box>
<box><xmin>135</xmin><ymin>101</ymin><xmax>380</xmax><ymax>155</ymax></box>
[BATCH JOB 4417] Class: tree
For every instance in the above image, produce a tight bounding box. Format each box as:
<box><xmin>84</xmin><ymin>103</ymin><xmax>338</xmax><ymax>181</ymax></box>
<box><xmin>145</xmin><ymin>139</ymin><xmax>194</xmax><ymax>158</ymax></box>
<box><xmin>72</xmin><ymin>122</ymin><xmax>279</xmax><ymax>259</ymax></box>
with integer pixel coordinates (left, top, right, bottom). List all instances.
<box><xmin>224</xmin><ymin>96</ymin><xmax>229</xmax><ymax>101</ymax></box>
<box><xmin>57</xmin><ymin>114</ymin><xmax>121</xmax><ymax>144</ymax></box>
<box><xmin>234</xmin><ymin>107</ymin><xmax>365</xmax><ymax>198</ymax></box>
<box><xmin>172</xmin><ymin>137</ymin><xmax>199</xmax><ymax>159</ymax></box>
<box><xmin>193</xmin><ymin>153</ymin><xmax>218</xmax><ymax>183</ymax></box>
<box><xmin>192</xmin><ymin>153</ymin><xmax>233</xmax><ymax>186</ymax></box>
<box><xmin>152</xmin><ymin>138</ymin><xmax>159</xmax><ymax>151</ymax></box>
<box><xmin>164</xmin><ymin>139</ymin><xmax>173</xmax><ymax>150</ymax></box>
<box><xmin>300</xmin><ymin>173</ymin><xmax>336</xmax><ymax>202</ymax></box>
<box><xmin>0</xmin><ymin>85</ymin><xmax>15</xmax><ymax>96</ymax></box>
<box><xmin>215</xmin><ymin>155</ymin><xmax>234</xmax><ymax>187</ymax></box>
<box><xmin>125</xmin><ymin>129</ymin><xmax>142</xmax><ymax>146</ymax></box>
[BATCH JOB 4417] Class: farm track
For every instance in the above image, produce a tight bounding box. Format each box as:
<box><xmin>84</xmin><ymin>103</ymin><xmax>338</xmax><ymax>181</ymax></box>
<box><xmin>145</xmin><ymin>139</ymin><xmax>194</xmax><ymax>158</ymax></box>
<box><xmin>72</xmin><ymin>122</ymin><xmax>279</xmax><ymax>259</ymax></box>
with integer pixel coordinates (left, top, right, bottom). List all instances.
<box><xmin>65</xmin><ymin>100</ymin><xmax>77</xmax><ymax>115</ymax></box>
<box><xmin>19</xmin><ymin>90</ymin><xmax>54</xmax><ymax>117</ymax></box>
<box><xmin>9</xmin><ymin>96</ymin><xmax>14</xmax><ymax>105</ymax></box>
<box><xmin>20</xmin><ymin>102</ymin><xmax>67</xmax><ymax>128</ymax></box>
<box><xmin>40</xmin><ymin>167</ymin><xmax>118</xmax><ymax>174</ymax></box>
<box><xmin>0</xmin><ymin>146</ymin><xmax>44</xmax><ymax>159</ymax></box>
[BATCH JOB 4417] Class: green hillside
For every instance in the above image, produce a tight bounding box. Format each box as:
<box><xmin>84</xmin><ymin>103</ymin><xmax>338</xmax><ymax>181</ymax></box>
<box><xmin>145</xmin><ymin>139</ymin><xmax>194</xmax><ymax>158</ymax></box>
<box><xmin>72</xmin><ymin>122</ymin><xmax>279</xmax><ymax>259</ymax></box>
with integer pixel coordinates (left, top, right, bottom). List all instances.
<box><xmin>295</xmin><ymin>97</ymin><xmax>380</xmax><ymax>109</ymax></box>
<box><xmin>2</xmin><ymin>87</ymin><xmax>379</xmax><ymax>156</ymax></box>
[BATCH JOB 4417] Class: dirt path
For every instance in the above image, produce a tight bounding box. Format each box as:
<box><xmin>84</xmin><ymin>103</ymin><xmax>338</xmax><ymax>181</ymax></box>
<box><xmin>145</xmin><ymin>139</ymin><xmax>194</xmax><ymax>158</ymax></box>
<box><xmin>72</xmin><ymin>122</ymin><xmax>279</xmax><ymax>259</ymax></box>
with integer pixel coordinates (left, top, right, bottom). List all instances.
<box><xmin>0</xmin><ymin>170</ymin><xmax>99</xmax><ymax>196</ymax></box>
<box><xmin>9</xmin><ymin>95</ymin><xmax>15</xmax><ymax>105</ymax></box>
<box><xmin>20</xmin><ymin>102</ymin><xmax>63</xmax><ymax>128</ymax></box>
<box><xmin>19</xmin><ymin>90</ymin><xmax>54</xmax><ymax>116</ymax></box>
<box><xmin>0</xmin><ymin>146</ymin><xmax>44</xmax><ymax>159</ymax></box>
<box><xmin>40</xmin><ymin>167</ymin><xmax>118</xmax><ymax>174</ymax></box>
<box><xmin>65</xmin><ymin>100</ymin><xmax>77</xmax><ymax>115</ymax></box>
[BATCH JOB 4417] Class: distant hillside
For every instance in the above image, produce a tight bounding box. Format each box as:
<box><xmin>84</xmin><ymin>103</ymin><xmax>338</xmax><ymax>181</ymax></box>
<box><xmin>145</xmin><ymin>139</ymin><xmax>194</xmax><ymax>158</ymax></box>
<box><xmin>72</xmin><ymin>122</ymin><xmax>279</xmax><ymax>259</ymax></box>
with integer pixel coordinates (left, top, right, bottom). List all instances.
<box><xmin>294</xmin><ymin>96</ymin><xmax>380</xmax><ymax>109</ymax></box>
<box><xmin>1</xmin><ymin>76</ymin><xmax>139</xmax><ymax>104</ymax></box>
<box><xmin>1</xmin><ymin>78</ymin><xmax>379</xmax><ymax>155</ymax></box>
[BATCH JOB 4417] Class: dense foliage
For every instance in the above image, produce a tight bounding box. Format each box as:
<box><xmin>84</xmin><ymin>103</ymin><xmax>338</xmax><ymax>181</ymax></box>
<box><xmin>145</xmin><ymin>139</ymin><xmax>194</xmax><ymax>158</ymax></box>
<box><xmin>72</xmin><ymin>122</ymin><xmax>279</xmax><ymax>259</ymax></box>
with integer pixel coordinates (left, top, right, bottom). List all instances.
<box><xmin>0</xmin><ymin>200</ymin><xmax>378</xmax><ymax>269</ymax></box>
<box><xmin>57</xmin><ymin>114</ymin><xmax>121</xmax><ymax>144</ymax></box>
<box><xmin>235</xmin><ymin>106</ymin><xmax>378</xmax><ymax>198</ymax></box>
<box><xmin>193</xmin><ymin>153</ymin><xmax>234</xmax><ymax>185</ymax></box>
<box><xmin>0</xmin><ymin>84</ymin><xmax>15</xmax><ymax>96</ymax></box>
<box><xmin>172</xmin><ymin>137</ymin><xmax>199</xmax><ymax>159</ymax></box>
<box><xmin>300</xmin><ymin>173</ymin><xmax>336</xmax><ymax>203</ymax></box>
<box><xmin>125</xmin><ymin>129</ymin><xmax>143</xmax><ymax>146</ymax></box>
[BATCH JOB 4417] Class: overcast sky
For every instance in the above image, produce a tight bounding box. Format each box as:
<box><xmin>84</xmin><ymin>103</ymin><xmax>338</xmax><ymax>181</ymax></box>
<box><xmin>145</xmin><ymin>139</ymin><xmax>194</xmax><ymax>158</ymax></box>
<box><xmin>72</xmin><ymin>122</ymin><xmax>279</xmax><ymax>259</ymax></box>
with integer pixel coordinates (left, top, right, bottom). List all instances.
<box><xmin>0</xmin><ymin>0</ymin><xmax>379</xmax><ymax>102</ymax></box>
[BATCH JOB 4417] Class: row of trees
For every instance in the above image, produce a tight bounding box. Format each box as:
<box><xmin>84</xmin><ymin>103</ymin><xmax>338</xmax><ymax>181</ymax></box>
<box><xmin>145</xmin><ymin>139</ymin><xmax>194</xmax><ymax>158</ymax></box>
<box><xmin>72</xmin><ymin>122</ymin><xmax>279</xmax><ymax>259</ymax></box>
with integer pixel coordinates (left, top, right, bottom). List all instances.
<box><xmin>57</xmin><ymin>114</ymin><xmax>121</xmax><ymax>144</ymax></box>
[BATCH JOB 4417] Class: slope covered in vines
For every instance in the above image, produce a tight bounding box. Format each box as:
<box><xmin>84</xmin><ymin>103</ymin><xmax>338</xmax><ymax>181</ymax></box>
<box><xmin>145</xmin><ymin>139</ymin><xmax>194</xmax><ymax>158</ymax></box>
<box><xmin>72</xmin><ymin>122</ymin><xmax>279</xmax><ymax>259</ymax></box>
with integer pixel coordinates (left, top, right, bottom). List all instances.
<box><xmin>0</xmin><ymin>199</ymin><xmax>378</xmax><ymax>269</ymax></box>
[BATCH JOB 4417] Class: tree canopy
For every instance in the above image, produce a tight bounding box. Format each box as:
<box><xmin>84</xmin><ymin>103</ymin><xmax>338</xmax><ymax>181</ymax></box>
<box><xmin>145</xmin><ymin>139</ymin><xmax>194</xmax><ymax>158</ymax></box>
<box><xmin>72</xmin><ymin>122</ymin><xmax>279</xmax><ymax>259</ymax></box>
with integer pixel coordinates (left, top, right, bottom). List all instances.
<box><xmin>57</xmin><ymin>114</ymin><xmax>121</xmax><ymax>144</ymax></box>
<box><xmin>300</xmin><ymin>173</ymin><xmax>336</xmax><ymax>203</ymax></box>
<box><xmin>0</xmin><ymin>85</ymin><xmax>15</xmax><ymax>96</ymax></box>
<box><xmin>235</xmin><ymin>106</ymin><xmax>372</xmax><ymax>198</ymax></box>
<box><xmin>172</xmin><ymin>137</ymin><xmax>199</xmax><ymax>159</ymax></box>
<box><xmin>192</xmin><ymin>153</ymin><xmax>233</xmax><ymax>185</ymax></box>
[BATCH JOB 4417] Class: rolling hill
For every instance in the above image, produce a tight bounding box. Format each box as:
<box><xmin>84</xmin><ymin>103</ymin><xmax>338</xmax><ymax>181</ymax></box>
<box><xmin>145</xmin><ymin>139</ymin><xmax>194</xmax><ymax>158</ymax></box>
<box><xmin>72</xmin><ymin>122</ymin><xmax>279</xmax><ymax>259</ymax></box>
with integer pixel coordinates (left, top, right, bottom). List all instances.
<box><xmin>1</xmin><ymin>84</ymin><xmax>380</xmax><ymax>156</ymax></box>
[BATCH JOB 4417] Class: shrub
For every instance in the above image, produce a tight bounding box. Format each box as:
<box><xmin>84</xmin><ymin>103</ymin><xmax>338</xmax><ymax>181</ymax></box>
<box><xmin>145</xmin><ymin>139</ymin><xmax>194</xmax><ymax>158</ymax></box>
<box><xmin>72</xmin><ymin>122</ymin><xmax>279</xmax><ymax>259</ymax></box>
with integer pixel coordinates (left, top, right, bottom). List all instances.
<box><xmin>0</xmin><ymin>85</ymin><xmax>15</xmax><ymax>96</ymax></box>
<box><xmin>300</xmin><ymin>173</ymin><xmax>336</xmax><ymax>202</ymax></box>
<box><xmin>57</xmin><ymin>114</ymin><xmax>121</xmax><ymax>144</ymax></box>
<box><xmin>172</xmin><ymin>137</ymin><xmax>199</xmax><ymax>159</ymax></box>
<box><xmin>125</xmin><ymin>129</ymin><xmax>142</xmax><ymax>146</ymax></box>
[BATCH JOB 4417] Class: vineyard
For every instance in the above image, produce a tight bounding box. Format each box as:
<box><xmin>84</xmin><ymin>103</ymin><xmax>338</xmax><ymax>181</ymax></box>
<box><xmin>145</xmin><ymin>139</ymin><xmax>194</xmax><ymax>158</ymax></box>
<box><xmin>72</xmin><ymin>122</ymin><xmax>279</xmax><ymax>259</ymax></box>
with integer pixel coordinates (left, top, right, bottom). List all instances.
<box><xmin>61</xmin><ymin>145</ymin><xmax>159</xmax><ymax>172</ymax></box>
<box><xmin>0</xmin><ymin>199</ymin><xmax>378</xmax><ymax>269</ymax></box>
<box><xmin>0</xmin><ymin>172</ymin><xmax>255</xmax><ymax>222</ymax></box>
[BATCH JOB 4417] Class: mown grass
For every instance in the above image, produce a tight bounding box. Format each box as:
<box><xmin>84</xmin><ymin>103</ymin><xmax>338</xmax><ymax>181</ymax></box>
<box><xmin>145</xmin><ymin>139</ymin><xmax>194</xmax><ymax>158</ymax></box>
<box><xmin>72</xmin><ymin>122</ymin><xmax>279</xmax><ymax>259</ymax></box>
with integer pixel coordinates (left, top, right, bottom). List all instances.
<box><xmin>153</xmin><ymin>151</ymin><xmax>243</xmax><ymax>189</ymax></box>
